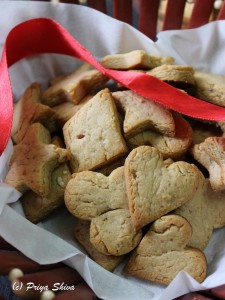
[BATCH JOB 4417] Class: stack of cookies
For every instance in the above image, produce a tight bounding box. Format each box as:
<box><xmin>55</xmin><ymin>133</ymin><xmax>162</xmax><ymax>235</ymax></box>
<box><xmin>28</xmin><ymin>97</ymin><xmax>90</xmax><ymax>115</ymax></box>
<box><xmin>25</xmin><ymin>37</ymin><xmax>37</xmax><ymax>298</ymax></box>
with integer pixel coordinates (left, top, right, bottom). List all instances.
<box><xmin>5</xmin><ymin>49</ymin><xmax>225</xmax><ymax>286</ymax></box>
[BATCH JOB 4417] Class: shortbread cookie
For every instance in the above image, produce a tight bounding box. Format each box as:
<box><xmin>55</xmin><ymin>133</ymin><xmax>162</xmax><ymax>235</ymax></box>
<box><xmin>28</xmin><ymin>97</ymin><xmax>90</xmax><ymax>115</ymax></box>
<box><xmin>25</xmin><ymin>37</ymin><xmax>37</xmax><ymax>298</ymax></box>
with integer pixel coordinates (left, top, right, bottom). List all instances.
<box><xmin>191</xmin><ymin>137</ymin><xmax>225</xmax><ymax>191</ymax></box>
<box><xmin>5</xmin><ymin>123</ymin><xmax>68</xmax><ymax>196</ymax></box>
<box><xmin>112</xmin><ymin>90</ymin><xmax>175</xmax><ymax>138</ymax></box>
<box><xmin>126</xmin><ymin>114</ymin><xmax>192</xmax><ymax>159</ymax></box>
<box><xmin>90</xmin><ymin>209</ymin><xmax>142</xmax><ymax>256</ymax></box>
<box><xmin>64</xmin><ymin>166</ymin><xmax>128</xmax><ymax>220</ymax></box>
<box><xmin>42</xmin><ymin>69</ymin><xmax>109</xmax><ymax>106</ymax></box>
<box><xmin>52</xmin><ymin>95</ymin><xmax>92</xmax><ymax>126</ymax></box>
<box><xmin>49</xmin><ymin>62</ymin><xmax>93</xmax><ymax>86</ymax></box>
<box><xmin>100</xmin><ymin>50</ymin><xmax>174</xmax><ymax>70</ymax></box>
<box><xmin>175</xmin><ymin>173</ymin><xmax>225</xmax><ymax>250</ymax></box>
<box><xmin>147</xmin><ymin>65</ymin><xmax>195</xmax><ymax>88</ymax></box>
<box><xmin>11</xmin><ymin>83</ymin><xmax>59</xmax><ymax>144</ymax></box>
<box><xmin>124</xmin><ymin>215</ymin><xmax>207</xmax><ymax>285</ymax></box>
<box><xmin>125</xmin><ymin>146</ymin><xmax>200</xmax><ymax>231</ymax></box>
<box><xmin>194</xmin><ymin>70</ymin><xmax>225</xmax><ymax>107</ymax></box>
<box><xmin>63</xmin><ymin>88</ymin><xmax>128</xmax><ymax>172</ymax></box>
<box><xmin>74</xmin><ymin>220</ymin><xmax>124</xmax><ymax>271</ymax></box>
<box><xmin>21</xmin><ymin>163</ymin><xmax>71</xmax><ymax>223</ymax></box>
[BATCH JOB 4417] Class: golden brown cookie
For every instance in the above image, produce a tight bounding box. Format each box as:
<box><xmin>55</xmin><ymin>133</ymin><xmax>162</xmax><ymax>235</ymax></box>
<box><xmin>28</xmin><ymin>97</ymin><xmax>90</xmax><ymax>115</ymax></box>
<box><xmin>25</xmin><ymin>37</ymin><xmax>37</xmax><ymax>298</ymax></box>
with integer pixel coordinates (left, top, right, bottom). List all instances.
<box><xmin>100</xmin><ymin>50</ymin><xmax>174</xmax><ymax>70</ymax></box>
<box><xmin>64</xmin><ymin>166</ymin><xmax>128</xmax><ymax>220</ymax></box>
<box><xmin>21</xmin><ymin>162</ymin><xmax>71</xmax><ymax>223</ymax></box>
<box><xmin>125</xmin><ymin>146</ymin><xmax>200</xmax><ymax>231</ymax></box>
<box><xmin>124</xmin><ymin>215</ymin><xmax>207</xmax><ymax>285</ymax></box>
<box><xmin>112</xmin><ymin>90</ymin><xmax>175</xmax><ymax>138</ymax></box>
<box><xmin>63</xmin><ymin>88</ymin><xmax>128</xmax><ymax>172</ymax></box>
<box><xmin>147</xmin><ymin>65</ymin><xmax>195</xmax><ymax>89</ymax></box>
<box><xmin>42</xmin><ymin>69</ymin><xmax>109</xmax><ymax>106</ymax></box>
<box><xmin>74</xmin><ymin>220</ymin><xmax>124</xmax><ymax>271</ymax></box>
<box><xmin>11</xmin><ymin>83</ymin><xmax>59</xmax><ymax>144</ymax></box>
<box><xmin>191</xmin><ymin>137</ymin><xmax>225</xmax><ymax>191</ymax></box>
<box><xmin>52</xmin><ymin>95</ymin><xmax>92</xmax><ymax>126</ymax></box>
<box><xmin>175</xmin><ymin>172</ymin><xmax>225</xmax><ymax>250</ymax></box>
<box><xmin>90</xmin><ymin>209</ymin><xmax>142</xmax><ymax>256</ymax></box>
<box><xmin>5</xmin><ymin>123</ymin><xmax>68</xmax><ymax>196</ymax></box>
<box><xmin>126</xmin><ymin>114</ymin><xmax>192</xmax><ymax>159</ymax></box>
<box><xmin>194</xmin><ymin>70</ymin><xmax>225</xmax><ymax>107</ymax></box>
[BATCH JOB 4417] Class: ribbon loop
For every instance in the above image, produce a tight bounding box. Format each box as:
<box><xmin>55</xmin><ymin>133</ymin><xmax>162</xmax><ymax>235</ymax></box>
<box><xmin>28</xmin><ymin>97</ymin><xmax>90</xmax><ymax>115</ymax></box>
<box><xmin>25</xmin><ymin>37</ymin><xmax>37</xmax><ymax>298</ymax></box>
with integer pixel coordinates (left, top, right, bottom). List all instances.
<box><xmin>1</xmin><ymin>17</ymin><xmax>225</xmax><ymax>156</ymax></box>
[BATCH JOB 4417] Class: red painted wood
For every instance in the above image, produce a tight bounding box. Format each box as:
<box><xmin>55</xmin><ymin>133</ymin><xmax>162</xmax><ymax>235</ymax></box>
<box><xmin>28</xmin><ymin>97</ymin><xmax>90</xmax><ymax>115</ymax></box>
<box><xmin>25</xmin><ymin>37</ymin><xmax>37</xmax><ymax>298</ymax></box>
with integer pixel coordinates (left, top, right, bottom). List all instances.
<box><xmin>162</xmin><ymin>0</ymin><xmax>186</xmax><ymax>30</ymax></box>
<box><xmin>188</xmin><ymin>0</ymin><xmax>214</xmax><ymax>28</ymax></box>
<box><xmin>138</xmin><ymin>0</ymin><xmax>160</xmax><ymax>40</ymax></box>
<box><xmin>113</xmin><ymin>0</ymin><xmax>132</xmax><ymax>25</ymax></box>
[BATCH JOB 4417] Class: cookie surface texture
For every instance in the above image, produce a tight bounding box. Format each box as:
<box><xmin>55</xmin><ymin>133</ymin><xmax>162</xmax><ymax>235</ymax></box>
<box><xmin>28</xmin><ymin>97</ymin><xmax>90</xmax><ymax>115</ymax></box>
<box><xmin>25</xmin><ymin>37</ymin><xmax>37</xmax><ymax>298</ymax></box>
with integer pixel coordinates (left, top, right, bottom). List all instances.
<box><xmin>64</xmin><ymin>166</ymin><xmax>128</xmax><ymax>220</ymax></box>
<box><xmin>74</xmin><ymin>220</ymin><xmax>124</xmax><ymax>271</ymax></box>
<box><xmin>90</xmin><ymin>209</ymin><xmax>142</xmax><ymax>256</ymax></box>
<box><xmin>175</xmin><ymin>174</ymin><xmax>225</xmax><ymax>250</ymax></box>
<box><xmin>191</xmin><ymin>136</ymin><xmax>225</xmax><ymax>191</ymax></box>
<box><xmin>21</xmin><ymin>163</ymin><xmax>71</xmax><ymax>223</ymax></box>
<box><xmin>126</xmin><ymin>113</ymin><xmax>192</xmax><ymax>159</ymax></box>
<box><xmin>42</xmin><ymin>69</ymin><xmax>108</xmax><ymax>106</ymax></box>
<box><xmin>63</xmin><ymin>88</ymin><xmax>128</xmax><ymax>172</ymax></box>
<box><xmin>125</xmin><ymin>146</ymin><xmax>200</xmax><ymax>230</ymax></box>
<box><xmin>11</xmin><ymin>82</ymin><xmax>58</xmax><ymax>144</ymax></box>
<box><xmin>5</xmin><ymin>123</ymin><xmax>68</xmax><ymax>196</ymax></box>
<box><xmin>100</xmin><ymin>50</ymin><xmax>174</xmax><ymax>70</ymax></box>
<box><xmin>194</xmin><ymin>70</ymin><xmax>225</xmax><ymax>107</ymax></box>
<box><xmin>124</xmin><ymin>215</ymin><xmax>207</xmax><ymax>285</ymax></box>
<box><xmin>112</xmin><ymin>90</ymin><xmax>175</xmax><ymax>138</ymax></box>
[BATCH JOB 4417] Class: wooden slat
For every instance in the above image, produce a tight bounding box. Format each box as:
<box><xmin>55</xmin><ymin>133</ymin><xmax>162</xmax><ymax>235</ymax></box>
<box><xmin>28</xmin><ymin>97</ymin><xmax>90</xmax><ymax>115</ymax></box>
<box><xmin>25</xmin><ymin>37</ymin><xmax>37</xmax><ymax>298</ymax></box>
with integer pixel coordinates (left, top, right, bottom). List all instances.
<box><xmin>138</xmin><ymin>0</ymin><xmax>160</xmax><ymax>40</ymax></box>
<box><xmin>188</xmin><ymin>0</ymin><xmax>214</xmax><ymax>28</ymax></box>
<box><xmin>162</xmin><ymin>0</ymin><xmax>186</xmax><ymax>30</ymax></box>
<box><xmin>113</xmin><ymin>0</ymin><xmax>132</xmax><ymax>25</ymax></box>
<box><xmin>217</xmin><ymin>1</ymin><xmax>225</xmax><ymax>19</ymax></box>
<box><xmin>87</xmin><ymin>0</ymin><xmax>107</xmax><ymax>13</ymax></box>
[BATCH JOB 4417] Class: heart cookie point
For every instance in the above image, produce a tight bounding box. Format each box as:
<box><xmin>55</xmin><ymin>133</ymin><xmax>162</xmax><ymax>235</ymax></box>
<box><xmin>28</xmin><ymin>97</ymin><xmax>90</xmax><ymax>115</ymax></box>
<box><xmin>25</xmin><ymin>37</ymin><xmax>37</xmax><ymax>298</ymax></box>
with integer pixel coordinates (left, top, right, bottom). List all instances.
<box><xmin>124</xmin><ymin>215</ymin><xmax>207</xmax><ymax>285</ymax></box>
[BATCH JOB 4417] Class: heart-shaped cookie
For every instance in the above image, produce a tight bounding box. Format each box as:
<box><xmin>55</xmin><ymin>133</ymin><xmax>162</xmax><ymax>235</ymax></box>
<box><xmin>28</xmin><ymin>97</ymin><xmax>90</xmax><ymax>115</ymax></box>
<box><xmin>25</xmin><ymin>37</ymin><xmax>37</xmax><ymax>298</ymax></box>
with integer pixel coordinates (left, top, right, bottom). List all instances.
<box><xmin>175</xmin><ymin>172</ymin><xmax>225</xmax><ymax>250</ymax></box>
<box><xmin>125</xmin><ymin>146</ymin><xmax>200</xmax><ymax>230</ymax></box>
<box><xmin>90</xmin><ymin>209</ymin><xmax>142</xmax><ymax>256</ymax></box>
<box><xmin>64</xmin><ymin>166</ymin><xmax>128</xmax><ymax>220</ymax></box>
<box><xmin>124</xmin><ymin>215</ymin><xmax>207</xmax><ymax>285</ymax></box>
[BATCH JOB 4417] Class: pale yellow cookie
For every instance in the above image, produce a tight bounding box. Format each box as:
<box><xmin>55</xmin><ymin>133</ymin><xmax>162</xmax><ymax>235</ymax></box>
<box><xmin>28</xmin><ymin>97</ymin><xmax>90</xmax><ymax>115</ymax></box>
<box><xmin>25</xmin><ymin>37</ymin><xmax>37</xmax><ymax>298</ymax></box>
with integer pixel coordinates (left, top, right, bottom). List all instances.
<box><xmin>175</xmin><ymin>173</ymin><xmax>225</xmax><ymax>250</ymax></box>
<box><xmin>191</xmin><ymin>137</ymin><xmax>225</xmax><ymax>191</ymax></box>
<box><xmin>125</xmin><ymin>146</ymin><xmax>200</xmax><ymax>231</ymax></box>
<box><xmin>64</xmin><ymin>166</ymin><xmax>128</xmax><ymax>220</ymax></box>
<box><xmin>5</xmin><ymin>123</ymin><xmax>68</xmax><ymax>196</ymax></box>
<box><xmin>21</xmin><ymin>163</ymin><xmax>71</xmax><ymax>223</ymax></box>
<box><xmin>194</xmin><ymin>70</ymin><xmax>225</xmax><ymax>107</ymax></box>
<box><xmin>126</xmin><ymin>114</ymin><xmax>192</xmax><ymax>159</ymax></box>
<box><xmin>63</xmin><ymin>88</ymin><xmax>128</xmax><ymax>172</ymax></box>
<box><xmin>52</xmin><ymin>95</ymin><xmax>92</xmax><ymax>126</ymax></box>
<box><xmin>90</xmin><ymin>209</ymin><xmax>142</xmax><ymax>256</ymax></box>
<box><xmin>42</xmin><ymin>69</ymin><xmax>109</xmax><ymax>106</ymax></box>
<box><xmin>74</xmin><ymin>220</ymin><xmax>124</xmax><ymax>271</ymax></box>
<box><xmin>112</xmin><ymin>90</ymin><xmax>175</xmax><ymax>138</ymax></box>
<box><xmin>101</xmin><ymin>50</ymin><xmax>174</xmax><ymax>70</ymax></box>
<box><xmin>147</xmin><ymin>65</ymin><xmax>195</xmax><ymax>88</ymax></box>
<box><xmin>124</xmin><ymin>215</ymin><xmax>207</xmax><ymax>285</ymax></box>
<box><xmin>11</xmin><ymin>83</ymin><xmax>59</xmax><ymax>144</ymax></box>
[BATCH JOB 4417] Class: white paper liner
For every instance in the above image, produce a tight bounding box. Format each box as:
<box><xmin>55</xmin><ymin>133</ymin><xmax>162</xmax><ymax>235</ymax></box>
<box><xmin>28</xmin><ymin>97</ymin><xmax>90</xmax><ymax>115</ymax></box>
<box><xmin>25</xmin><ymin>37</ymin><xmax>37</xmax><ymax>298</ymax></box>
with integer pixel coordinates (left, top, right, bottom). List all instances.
<box><xmin>1</xmin><ymin>2</ymin><xmax>225</xmax><ymax>299</ymax></box>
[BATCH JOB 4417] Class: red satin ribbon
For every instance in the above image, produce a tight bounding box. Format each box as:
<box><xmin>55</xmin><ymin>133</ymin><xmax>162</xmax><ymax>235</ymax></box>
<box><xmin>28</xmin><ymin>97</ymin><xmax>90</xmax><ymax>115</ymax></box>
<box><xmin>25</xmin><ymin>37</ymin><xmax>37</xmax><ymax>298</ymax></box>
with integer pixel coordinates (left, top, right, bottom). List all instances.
<box><xmin>1</xmin><ymin>17</ymin><xmax>225</xmax><ymax>156</ymax></box>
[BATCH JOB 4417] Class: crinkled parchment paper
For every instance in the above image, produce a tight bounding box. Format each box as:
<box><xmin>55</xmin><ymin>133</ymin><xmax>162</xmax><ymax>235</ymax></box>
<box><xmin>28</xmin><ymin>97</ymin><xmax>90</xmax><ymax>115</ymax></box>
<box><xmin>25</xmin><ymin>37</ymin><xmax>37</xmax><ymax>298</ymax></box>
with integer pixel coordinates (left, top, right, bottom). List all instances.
<box><xmin>1</xmin><ymin>2</ymin><xmax>225</xmax><ymax>299</ymax></box>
